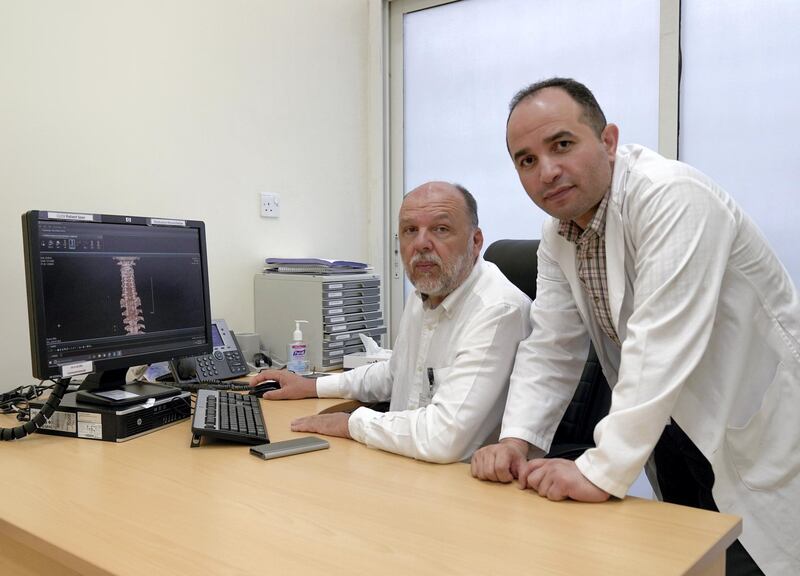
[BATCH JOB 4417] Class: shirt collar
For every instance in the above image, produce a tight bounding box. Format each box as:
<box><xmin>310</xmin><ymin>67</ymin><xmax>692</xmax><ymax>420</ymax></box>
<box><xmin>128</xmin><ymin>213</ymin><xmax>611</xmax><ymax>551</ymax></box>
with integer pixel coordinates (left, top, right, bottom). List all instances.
<box><xmin>557</xmin><ymin>190</ymin><xmax>611</xmax><ymax>244</ymax></box>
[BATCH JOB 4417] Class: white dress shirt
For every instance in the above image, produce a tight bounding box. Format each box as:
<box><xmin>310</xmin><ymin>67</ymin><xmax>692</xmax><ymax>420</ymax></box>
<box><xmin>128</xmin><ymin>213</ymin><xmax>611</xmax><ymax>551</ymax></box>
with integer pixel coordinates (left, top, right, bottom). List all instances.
<box><xmin>316</xmin><ymin>258</ymin><xmax>531</xmax><ymax>463</ymax></box>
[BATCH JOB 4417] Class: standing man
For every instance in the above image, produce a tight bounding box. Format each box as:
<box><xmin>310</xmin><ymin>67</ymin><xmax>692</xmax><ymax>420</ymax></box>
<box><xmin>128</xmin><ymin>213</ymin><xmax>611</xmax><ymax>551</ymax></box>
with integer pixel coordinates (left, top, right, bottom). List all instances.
<box><xmin>471</xmin><ymin>78</ymin><xmax>799</xmax><ymax>575</ymax></box>
<box><xmin>251</xmin><ymin>181</ymin><xmax>531</xmax><ymax>463</ymax></box>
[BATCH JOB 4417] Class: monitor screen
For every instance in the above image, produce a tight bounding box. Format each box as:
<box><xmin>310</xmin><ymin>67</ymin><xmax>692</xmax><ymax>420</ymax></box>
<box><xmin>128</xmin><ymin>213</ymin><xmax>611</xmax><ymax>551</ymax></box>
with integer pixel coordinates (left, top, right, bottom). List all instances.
<box><xmin>22</xmin><ymin>210</ymin><xmax>212</xmax><ymax>403</ymax></box>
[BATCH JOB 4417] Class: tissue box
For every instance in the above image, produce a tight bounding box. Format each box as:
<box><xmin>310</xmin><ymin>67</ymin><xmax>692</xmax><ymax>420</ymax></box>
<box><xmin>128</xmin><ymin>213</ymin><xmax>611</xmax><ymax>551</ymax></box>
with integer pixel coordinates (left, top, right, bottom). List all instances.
<box><xmin>343</xmin><ymin>351</ymin><xmax>391</xmax><ymax>369</ymax></box>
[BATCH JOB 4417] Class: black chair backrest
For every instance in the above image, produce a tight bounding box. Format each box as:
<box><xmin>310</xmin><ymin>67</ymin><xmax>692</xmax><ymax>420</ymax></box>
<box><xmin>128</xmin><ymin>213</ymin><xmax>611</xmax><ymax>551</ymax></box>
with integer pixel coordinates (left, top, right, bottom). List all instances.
<box><xmin>483</xmin><ymin>239</ymin><xmax>539</xmax><ymax>301</ymax></box>
<box><xmin>484</xmin><ymin>239</ymin><xmax>611</xmax><ymax>459</ymax></box>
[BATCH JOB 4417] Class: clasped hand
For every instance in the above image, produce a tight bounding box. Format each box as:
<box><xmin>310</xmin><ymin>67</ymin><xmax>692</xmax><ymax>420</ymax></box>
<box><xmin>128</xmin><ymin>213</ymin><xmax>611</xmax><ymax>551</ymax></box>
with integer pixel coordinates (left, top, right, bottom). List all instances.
<box><xmin>471</xmin><ymin>439</ymin><xmax>609</xmax><ymax>502</ymax></box>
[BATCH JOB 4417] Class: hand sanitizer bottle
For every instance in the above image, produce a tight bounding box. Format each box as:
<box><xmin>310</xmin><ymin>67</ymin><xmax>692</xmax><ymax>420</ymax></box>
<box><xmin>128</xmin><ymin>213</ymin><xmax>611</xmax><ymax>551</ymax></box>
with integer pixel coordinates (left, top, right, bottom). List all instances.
<box><xmin>286</xmin><ymin>320</ymin><xmax>310</xmax><ymax>374</ymax></box>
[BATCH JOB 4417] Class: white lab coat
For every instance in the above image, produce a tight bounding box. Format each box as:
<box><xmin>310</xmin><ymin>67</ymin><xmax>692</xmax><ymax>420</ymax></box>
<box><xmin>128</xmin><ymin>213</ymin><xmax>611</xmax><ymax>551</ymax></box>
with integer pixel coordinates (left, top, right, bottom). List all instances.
<box><xmin>501</xmin><ymin>145</ymin><xmax>800</xmax><ymax>574</ymax></box>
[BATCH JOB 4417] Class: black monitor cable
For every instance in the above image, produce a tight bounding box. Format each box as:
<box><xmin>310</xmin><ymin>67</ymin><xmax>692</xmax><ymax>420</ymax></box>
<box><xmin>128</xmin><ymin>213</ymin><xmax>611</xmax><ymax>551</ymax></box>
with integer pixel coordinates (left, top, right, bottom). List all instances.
<box><xmin>0</xmin><ymin>378</ymin><xmax>69</xmax><ymax>441</ymax></box>
<box><xmin>169</xmin><ymin>378</ymin><xmax>251</xmax><ymax>393</ymax></box>
<box><xmin>164</xmin><ymin>389</ymin><xmax>194</xmax><ymax>419</ymax></box>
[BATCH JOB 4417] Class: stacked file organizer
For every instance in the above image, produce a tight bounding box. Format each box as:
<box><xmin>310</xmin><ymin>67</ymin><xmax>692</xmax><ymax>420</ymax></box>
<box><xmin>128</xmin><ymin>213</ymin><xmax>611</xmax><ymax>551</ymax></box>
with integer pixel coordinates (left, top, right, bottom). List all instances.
<box><xmin>253</xmin><ymin>272</ymin><xmax>385</xmax><ymax>372</ymax></box>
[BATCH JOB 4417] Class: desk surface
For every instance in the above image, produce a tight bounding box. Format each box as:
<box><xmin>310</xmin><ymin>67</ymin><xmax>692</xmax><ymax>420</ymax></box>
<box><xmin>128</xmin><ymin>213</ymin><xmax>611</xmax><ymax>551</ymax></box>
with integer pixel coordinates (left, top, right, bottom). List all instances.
<box><xmin>0</xmin><ymin>396</ymin><xmax>741</xmax><ymax>576</ymax></box>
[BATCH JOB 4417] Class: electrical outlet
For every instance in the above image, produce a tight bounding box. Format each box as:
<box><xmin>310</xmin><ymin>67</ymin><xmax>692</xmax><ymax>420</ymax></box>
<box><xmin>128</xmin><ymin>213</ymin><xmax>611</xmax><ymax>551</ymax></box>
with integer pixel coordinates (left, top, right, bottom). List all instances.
<box><xmin>260</xmin><ymin>193</ymin><xmax>280</xmax><ymax>218</ymax></box>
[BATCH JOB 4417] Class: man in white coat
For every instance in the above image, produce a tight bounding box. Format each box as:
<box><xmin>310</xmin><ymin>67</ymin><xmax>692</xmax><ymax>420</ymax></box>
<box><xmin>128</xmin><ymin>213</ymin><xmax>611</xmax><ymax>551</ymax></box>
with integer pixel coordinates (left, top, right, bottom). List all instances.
<box><xmin>471</xmin><ymin>78</ymin><xmax>799</xmax><ymax>575</ymax></box>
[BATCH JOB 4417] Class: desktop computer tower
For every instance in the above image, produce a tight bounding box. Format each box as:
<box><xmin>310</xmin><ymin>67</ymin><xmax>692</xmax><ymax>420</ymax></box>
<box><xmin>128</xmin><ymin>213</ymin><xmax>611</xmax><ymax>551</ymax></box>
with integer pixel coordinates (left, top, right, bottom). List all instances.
<box><xmin>253</xmin><ymin>272</ymin><xmax>386</xmax><ymax>372</ymax></box>
<box><xmin>29</xmin><ymin>390</ymin><xmax>192</xmax><ymax>442</ymax></box>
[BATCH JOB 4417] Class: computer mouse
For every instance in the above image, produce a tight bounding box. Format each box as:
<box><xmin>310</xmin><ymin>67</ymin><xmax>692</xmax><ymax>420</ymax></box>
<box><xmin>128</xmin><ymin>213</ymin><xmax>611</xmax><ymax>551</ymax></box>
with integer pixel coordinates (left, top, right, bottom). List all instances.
<box><xmin>249</xmin><ymin>380</ymin><xmax>280</xmax><ymax>396</ymax></box>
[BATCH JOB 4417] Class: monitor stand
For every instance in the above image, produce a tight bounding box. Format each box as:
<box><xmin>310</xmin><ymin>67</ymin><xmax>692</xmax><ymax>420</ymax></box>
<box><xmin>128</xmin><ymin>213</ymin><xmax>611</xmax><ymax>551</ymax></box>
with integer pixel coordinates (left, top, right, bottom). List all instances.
<box><xmin>76</xmin><ymin>368</ymin><xmax>180</xmax><ymax>407</ymax></box>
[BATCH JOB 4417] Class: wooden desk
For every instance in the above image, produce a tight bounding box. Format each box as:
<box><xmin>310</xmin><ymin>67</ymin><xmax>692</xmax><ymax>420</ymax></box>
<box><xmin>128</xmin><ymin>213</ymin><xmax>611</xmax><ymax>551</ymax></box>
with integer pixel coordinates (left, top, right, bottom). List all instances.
<box><xmin>0</xmin><ymin>397</ymin><xmax>741</xmax><ymax>575</ymax></box>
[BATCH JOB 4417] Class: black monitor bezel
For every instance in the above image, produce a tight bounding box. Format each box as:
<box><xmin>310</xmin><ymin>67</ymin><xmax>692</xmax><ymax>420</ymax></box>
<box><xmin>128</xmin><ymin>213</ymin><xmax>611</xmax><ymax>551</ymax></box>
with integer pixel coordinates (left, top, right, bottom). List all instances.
<box><xmin>22</xmin><ymin>210</ymin><xmax>213</xmax><ymax>382</ymax></box>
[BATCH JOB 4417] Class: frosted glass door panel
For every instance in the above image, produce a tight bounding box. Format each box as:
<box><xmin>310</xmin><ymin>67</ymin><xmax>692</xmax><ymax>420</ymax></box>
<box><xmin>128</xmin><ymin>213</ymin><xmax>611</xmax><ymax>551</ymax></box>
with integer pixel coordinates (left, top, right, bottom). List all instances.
<box><xmin>404</xmin><ymin>0</ymin><xmax>661</xmax><ymax>248</ymax></box>
<box><xmin>680</xmin><ymin>1</ymin><xmax>800</xmax><ymax>283</ymax></box>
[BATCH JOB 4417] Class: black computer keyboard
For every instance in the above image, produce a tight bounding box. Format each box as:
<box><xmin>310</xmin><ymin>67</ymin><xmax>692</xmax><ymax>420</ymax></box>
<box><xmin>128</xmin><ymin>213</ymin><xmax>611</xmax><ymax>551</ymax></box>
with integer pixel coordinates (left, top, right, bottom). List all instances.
<box><xmin>190</xmin><ymin>390</ymin><xmax>269</xmax><ymax>447</ymax></box>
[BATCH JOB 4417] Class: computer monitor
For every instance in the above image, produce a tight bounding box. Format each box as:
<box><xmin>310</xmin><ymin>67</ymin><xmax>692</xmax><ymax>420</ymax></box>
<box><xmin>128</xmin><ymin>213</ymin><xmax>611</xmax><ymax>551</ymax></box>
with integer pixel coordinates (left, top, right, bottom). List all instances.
<box><xmin>22</xmin><ymin>210</ymin><xmax>213</xmax><ymax>406</ymax></box>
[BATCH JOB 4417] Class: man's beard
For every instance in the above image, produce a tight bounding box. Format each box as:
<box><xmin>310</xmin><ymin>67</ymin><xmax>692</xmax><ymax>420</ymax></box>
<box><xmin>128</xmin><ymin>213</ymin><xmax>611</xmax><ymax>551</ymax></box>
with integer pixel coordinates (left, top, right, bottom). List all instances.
<box><xmin>408</xmin><ymin>249</ymin><xmax>473</xmax><ymax>298</ymax></box>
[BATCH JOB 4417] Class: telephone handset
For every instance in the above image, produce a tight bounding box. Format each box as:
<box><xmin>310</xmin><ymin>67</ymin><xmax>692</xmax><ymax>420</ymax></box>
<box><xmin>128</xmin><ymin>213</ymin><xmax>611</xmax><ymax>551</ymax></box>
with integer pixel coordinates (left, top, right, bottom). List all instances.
<box><xmin>170</xmin><ymin>319</ymin><xmax>249</xmax><ymax>383</ymax></box>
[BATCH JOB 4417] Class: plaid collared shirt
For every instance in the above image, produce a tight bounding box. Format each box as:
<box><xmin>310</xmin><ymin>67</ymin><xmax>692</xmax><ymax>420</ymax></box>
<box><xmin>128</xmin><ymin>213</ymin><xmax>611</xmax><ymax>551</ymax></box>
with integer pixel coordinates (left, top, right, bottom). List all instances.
<box><xmin>557</xmin><ymin>192</ymin><xmax>620</xmax><ymax>346</ymax></box>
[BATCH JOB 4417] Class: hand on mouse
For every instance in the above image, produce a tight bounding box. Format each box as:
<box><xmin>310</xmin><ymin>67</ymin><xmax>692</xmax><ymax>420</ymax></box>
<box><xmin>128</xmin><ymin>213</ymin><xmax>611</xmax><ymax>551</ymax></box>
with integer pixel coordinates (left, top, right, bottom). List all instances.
<box><xmin>248</xmin><ymin>369</ymin><xmax>317</xmax><ymax>400</ymax></box>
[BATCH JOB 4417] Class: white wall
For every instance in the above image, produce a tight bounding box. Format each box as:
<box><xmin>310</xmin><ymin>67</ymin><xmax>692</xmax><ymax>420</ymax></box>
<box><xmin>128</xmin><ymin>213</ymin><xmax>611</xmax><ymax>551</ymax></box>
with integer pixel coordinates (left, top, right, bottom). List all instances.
<box><xmin>0</xmin><ymin>0</ymin><xmax>378</xmax><ymax>391</ymax></box>
<box><xmin>679</xmin><ymin>0</ymin><xmax>800</xmax><ymax>285</ymax></box>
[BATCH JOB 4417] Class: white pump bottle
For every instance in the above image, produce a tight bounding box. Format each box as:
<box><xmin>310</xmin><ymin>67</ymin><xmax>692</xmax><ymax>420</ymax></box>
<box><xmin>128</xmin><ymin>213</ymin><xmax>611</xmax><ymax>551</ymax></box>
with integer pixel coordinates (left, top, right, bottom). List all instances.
<box><xmin>286</xmin><ymin>320</ymin><xmax>310</xmax><ymax>374</ymax></box>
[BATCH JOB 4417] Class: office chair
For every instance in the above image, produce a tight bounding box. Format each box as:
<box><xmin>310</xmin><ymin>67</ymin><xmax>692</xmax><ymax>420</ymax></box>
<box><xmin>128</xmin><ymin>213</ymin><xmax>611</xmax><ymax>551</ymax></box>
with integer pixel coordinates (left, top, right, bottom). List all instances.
<box><xmin>483</xmin><ymin>239</ymin><xmax>611</xmax><ymax>460</ymax></box>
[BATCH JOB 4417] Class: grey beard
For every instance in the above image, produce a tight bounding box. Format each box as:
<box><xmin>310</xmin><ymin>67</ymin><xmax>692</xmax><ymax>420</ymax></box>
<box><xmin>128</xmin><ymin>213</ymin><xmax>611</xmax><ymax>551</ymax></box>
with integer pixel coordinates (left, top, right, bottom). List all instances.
<box><xmin>410</xmin><ymin>250</ymin><xmax>472</xmax><ymax>298</ymax></box>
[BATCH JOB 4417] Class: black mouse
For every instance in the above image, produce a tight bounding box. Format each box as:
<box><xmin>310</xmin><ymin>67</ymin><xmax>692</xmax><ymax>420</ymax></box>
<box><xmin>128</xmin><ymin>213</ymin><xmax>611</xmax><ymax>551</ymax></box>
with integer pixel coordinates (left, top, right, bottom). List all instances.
<box><xmin>249</xmin><ymin>380</ymin><xmax>280</xmax><ymax>396</ymax></box>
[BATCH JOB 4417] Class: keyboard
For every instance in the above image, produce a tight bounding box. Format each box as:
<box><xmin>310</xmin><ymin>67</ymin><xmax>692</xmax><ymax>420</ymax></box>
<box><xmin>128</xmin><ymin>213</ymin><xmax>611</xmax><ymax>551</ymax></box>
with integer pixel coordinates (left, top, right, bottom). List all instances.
<box><xmin>190</xmin><ymin>390</ymin><xmax>269</xmax><ymax>447</ymax></box>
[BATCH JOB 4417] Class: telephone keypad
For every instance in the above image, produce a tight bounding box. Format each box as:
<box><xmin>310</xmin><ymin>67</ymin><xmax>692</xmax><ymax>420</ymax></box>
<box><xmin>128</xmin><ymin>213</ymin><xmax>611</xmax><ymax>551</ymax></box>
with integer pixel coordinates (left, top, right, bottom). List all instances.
<box><xmin>196</xmin><ymin>355</ymin><xmax>220</xmax><ymax>379</ymax></box>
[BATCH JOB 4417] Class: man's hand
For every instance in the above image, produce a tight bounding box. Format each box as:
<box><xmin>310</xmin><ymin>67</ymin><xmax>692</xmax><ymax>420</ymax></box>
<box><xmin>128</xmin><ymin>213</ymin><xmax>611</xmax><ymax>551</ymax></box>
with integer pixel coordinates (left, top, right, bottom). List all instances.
<box><xmin>470</xmin><ymin>438</ymin><xmax>529</xmax><ymax>483</ymax></box>
<box><xmin>248</xmin><ymin>369</ymin><xmax>317</xmax><ymax>400</ymax></box>
<box><xmin>290</xmin><ymin>412</ymin><xmax>352</xmax><ymax>439</ymax></box>
<box><xmin>517</xmin><ymin>458</ymin><xmax>610</xmax><ymax>502</ymax></box>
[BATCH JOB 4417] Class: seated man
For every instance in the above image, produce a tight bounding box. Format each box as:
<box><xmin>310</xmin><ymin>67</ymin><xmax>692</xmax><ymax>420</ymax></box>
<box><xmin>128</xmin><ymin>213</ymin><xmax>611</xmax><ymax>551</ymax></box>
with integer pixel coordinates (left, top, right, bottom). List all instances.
<box><xmin>250</xmin><ymin>181</ymin><xmax>531</xmax><ymax>463</ymax></box>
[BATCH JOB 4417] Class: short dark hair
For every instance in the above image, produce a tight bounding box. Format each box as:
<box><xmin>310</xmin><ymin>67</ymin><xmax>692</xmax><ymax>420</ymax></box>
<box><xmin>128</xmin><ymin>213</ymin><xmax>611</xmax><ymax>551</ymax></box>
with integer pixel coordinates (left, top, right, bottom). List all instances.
<box><xmin>507</xmin><ymin>77</ymin><xmax>607</xmax><ymax>137</ymax></box>
<box><xmin>453</xmin><ymin>183</ymin><xmax>479</xmax><ymax>227</ymax></box>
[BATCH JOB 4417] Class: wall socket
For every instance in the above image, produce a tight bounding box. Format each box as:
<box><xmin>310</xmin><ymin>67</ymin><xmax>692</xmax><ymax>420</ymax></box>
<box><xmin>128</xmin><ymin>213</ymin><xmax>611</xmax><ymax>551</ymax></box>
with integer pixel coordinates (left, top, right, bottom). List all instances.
<box><xmin>260</xmin><ymin>193</ymin><xmax>280</xmax><ymax>218</ymax></box>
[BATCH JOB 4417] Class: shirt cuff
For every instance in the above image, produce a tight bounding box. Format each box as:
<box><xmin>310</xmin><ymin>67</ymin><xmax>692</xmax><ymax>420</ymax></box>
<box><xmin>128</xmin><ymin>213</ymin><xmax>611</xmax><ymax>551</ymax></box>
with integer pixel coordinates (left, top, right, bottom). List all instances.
<box><xmin>575</xmin><ymin>451</ymin><xmax>628</xmax><ymax>499</ymax></box>
<box><xmin>347</xmin><ymin>406</ymin><xmax>381</xmax><ymax>444</ymax></box>
<box><xmin>315</xmin><ymin>373</ymin><xmax>344</xmax><ymax>398</ymax></box>
<box><xmin>500</xmin><ymin>427</ymin><xmax>549</xmax><ymax>455</ymax></box>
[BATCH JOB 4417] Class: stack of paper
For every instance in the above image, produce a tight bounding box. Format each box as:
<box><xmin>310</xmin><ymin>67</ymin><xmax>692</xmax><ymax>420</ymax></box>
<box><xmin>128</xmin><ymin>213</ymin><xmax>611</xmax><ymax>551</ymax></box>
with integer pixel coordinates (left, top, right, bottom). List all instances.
<box><xmin>264</xmin><ymin>258</ymin><xmax>371</xmax><ymax>274</ymax></box>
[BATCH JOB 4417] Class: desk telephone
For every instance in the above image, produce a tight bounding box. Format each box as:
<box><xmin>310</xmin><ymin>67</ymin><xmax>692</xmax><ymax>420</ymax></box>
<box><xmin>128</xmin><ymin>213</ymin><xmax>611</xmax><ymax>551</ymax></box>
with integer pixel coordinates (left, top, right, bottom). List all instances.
<box><xmin>170</xmin><ymin>319</ymin><xmax>248</xmax><ymax>383</ymax></box>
